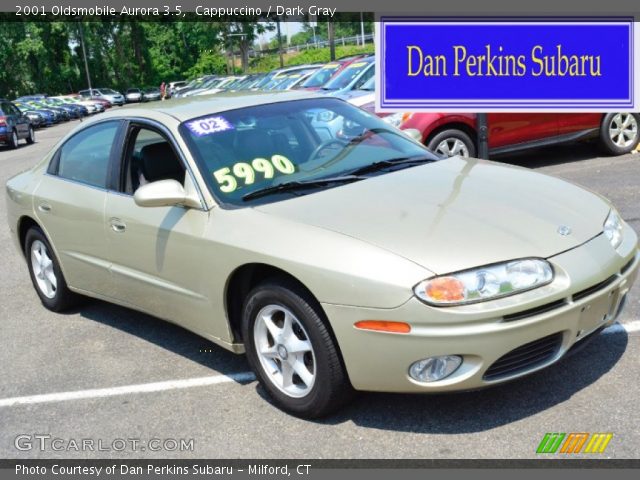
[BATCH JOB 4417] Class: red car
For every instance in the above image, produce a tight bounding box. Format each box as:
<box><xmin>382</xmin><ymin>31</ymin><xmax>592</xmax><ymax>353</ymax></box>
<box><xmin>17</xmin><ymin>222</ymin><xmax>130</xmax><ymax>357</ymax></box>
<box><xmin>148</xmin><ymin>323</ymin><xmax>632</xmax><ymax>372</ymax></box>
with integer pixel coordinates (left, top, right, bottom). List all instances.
<box><xmin>362</xmin><ymin>103</ymin><xmax>640</xmax><ymax>158</ymax></box>
<box><xmin>298</xmin><ymin>55</ymin><xmax>367</xmax><ymax>91</ymax></box>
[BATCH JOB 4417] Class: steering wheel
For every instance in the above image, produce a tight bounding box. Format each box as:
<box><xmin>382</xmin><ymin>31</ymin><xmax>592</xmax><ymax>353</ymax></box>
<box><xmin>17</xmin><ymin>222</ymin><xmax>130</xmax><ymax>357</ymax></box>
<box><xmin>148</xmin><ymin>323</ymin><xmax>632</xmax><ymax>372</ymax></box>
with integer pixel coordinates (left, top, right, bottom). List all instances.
<box><xmin>308</xmin><ymin>139</ymin><xmax>348</xmax><ymax>162</ymax></box>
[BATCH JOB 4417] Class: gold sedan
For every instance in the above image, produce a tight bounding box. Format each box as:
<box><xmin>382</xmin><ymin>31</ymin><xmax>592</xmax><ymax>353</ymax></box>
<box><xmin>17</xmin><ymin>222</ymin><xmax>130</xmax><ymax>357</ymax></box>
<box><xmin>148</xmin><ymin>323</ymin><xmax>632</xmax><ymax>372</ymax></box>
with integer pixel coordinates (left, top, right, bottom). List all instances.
<box><xmin>5</xmin><ymin>92</ymin><xmax>639</xmax><ymax>417</ymax></box>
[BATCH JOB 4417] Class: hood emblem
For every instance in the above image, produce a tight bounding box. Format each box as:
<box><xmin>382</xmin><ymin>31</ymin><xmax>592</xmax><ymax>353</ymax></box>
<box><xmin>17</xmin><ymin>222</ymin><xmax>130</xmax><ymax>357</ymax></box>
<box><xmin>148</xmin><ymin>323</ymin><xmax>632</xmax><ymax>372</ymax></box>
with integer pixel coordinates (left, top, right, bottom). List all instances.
<box><xmin>557</xmin><ymin>225</ymin><xmax>572</xmax><ymax>237</ymax></box>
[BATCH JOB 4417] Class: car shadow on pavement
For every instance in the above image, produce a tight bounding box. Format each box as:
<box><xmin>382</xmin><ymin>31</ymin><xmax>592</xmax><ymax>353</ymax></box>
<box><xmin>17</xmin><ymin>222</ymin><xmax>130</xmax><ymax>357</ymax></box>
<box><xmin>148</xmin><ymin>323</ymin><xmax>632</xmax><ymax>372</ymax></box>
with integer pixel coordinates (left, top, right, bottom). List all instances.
<box><xmin>64</xmin><ymin>298</ymin><xmax>627</xmax><ymax>430</ymax></box>
<box><xmin>493</xmin><ymin>142</ymin><xmax>604</xmax><ymax>169</ymax></box>
<box><xmin>315</xmin><ymin>329</ymin><xmax>628</xmax><ymax>433</ymax></box>
<box><xmin>69</xmin><ymin>299</ymin><xmax>253</xmax><ymax>381</ymax></box>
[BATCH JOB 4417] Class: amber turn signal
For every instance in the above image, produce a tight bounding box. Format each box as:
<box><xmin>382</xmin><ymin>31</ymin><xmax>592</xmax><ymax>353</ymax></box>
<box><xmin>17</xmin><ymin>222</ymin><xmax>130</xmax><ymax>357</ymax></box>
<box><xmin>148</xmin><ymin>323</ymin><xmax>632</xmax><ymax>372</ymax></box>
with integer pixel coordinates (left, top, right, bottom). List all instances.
<box><xmin>354</xmin><ymin>320</ymin><xmax>411</xmax><ymax>334</ymax></box>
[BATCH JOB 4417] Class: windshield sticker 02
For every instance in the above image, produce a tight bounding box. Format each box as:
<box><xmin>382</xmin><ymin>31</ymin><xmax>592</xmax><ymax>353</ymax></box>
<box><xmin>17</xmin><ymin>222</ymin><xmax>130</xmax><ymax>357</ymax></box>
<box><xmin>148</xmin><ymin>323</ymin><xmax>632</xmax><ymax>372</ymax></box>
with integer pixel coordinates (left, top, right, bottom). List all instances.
<box><xmin>186</xmin><ymin>116</ymin><xmax>234</xmax><ymax>136</ymax></box>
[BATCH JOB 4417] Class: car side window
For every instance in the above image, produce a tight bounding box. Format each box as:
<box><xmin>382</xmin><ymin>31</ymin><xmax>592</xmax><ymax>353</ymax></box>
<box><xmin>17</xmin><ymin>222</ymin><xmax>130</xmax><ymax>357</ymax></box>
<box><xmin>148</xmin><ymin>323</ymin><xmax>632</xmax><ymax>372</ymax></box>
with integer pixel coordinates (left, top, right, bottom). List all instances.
<box><xmin>8</xmin><ymin>103</ymin><xmax>21</xmax><ymax>115</ymax></box>
<box><xmin>123</xmin><ymin>126</ymin><xmax>185</xmax><ymax>195</ymax></box>
<box><xmin>56</xmin><ymin>121</ymin><xmax>119</xmax><ymax>189</ymax></box>
<box><xmin>353</xmin><ymin>67</ymin><xmax>374</xmax><ymax>89</ymax></box>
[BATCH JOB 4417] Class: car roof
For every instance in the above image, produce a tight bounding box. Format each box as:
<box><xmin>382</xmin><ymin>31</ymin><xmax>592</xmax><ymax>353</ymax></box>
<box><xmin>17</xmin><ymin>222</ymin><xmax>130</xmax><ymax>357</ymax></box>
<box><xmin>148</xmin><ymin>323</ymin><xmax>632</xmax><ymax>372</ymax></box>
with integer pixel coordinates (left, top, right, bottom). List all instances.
<box><xmin>94</xmin><ymin>90</ymin><xmax>322</xmax><ymax>123</ymax></box>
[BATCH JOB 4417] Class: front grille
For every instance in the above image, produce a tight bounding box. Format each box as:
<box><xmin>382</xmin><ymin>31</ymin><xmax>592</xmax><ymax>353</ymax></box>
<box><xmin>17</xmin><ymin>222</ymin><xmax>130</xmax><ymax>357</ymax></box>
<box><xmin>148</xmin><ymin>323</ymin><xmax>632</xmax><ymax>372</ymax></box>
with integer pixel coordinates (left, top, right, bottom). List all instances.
<box><xmin>503</xmin><ymin>299</ymin><xmax>567</xmax><ymax>322</ymax></box>
<box><xmin>483</xmin><ymin>332</ymin><xmax>563</xmax><ymax>381</ymax></box>
<box><xmin>572</xmin><ymin>275</ymin><xmax>617</xmax><ymax>302</ymax></box>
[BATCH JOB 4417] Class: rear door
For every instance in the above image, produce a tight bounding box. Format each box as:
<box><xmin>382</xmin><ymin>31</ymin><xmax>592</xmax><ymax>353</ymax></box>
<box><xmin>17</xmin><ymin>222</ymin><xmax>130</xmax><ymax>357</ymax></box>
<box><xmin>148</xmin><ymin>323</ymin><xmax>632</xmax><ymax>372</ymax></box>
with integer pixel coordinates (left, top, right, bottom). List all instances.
<box><xmin>557</xmin><ymin>113</ymin><xmax>602</xmax><ymax>136</ymax></box>
<box><xmin>487</xmin><ymin>113</ymin><xmax>559</xmax><ymax>150</ymax></box>
<box><xmin>8</xmin><ymin>103</ymin><xmax>29</xmax><ymax>136</ymax></box>
<box><xmin>33</xmin><ymin>120</ymin><xmax>122</xmax><ymax>294</ymax></box>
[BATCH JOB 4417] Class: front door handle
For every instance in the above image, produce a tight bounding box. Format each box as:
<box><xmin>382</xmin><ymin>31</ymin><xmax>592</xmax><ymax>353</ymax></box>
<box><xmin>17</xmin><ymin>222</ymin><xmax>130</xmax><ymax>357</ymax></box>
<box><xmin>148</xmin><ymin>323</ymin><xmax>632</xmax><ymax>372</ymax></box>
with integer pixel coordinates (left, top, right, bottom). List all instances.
<box><xmin>38</xmin><ymin>203</ymin><xmax>52</xmax><ymax>213</ymax></box>
<box><xmin>110</xmin><ymin>218</ymin><xmax>127</xmax><ymax>233</ymax></box>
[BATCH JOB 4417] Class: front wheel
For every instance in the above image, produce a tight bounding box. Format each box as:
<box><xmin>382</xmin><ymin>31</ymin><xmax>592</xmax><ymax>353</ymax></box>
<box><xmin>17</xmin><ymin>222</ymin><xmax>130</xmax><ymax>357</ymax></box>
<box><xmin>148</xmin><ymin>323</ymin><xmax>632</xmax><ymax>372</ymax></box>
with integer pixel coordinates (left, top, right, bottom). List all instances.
<box><xmin>600</xmin><ymin>112</ymin><xmax>640</xmax><ymax>155</ymax></box>
<box><xmin>427</xmin><ymin>129</ymin><xmax>476</xmax><ymax>158</ymax></box>
<box><xmin>25</xmin><ymin>227</ymin><xmax>78</xmax><ymax>312</ymax></box>
<box><xmin>242</xmin><ymin>280</ymin><xmax>354</xmax><ymax>418</ymax></box>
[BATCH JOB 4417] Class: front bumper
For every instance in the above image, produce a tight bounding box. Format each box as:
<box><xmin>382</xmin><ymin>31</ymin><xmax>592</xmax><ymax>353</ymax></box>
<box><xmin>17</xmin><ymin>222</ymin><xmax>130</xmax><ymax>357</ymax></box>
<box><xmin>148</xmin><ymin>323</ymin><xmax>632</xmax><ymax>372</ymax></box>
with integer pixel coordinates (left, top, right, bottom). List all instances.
<box><xmin>324</xmin><ymin>228</ymin><xmax>639</xmax><ymax>393</ymax></box>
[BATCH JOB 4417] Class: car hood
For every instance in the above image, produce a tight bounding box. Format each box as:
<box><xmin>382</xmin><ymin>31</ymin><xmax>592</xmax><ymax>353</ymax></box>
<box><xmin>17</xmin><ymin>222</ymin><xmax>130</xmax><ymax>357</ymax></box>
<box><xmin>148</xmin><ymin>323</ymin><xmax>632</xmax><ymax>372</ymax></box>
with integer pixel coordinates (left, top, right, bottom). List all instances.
<box><xmin>255</xmin><ymin>157</ymin><xmax>610</xmax><ymax>274</ymax></box>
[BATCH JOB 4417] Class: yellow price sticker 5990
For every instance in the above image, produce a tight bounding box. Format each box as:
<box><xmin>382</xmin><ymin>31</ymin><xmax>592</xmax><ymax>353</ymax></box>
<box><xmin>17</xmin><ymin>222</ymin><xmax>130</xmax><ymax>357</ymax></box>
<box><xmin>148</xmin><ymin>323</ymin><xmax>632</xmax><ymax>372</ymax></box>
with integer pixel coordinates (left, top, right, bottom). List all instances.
<box><xmin>213</xmin><ymin>155</ymin><xmax>296</xmax><ymax>193</ymax></box>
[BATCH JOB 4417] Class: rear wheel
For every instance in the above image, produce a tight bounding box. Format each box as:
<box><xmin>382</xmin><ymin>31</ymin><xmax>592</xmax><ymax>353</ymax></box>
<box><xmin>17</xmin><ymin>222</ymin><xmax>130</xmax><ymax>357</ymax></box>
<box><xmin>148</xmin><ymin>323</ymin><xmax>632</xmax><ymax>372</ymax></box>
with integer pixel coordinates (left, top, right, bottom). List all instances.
<box><xmin>25</xmin><ymin>227</ymin><xmax>78</xmax><ymax>312</ymax></box>
<box><xmin>427</xmin><ymin>129</ymin><xmax>476</xmax><ymax>158</ymax></box>
<box><xmin>242</xmin><ymin>280</ymin><xmax>354</xmax><ymax>418</ymax></box>
<box><xmin>600</xmin><ymin>113</ymin><xmax>640</xmax><ymax>155</ymax></box>
<box><xmin>26</xmin><ymin>126</ymin><xmax>35</xmax><ymax>144</ymax></box>
<box><xmin>8</xmin><ymin>129</ymin><xmax>19</xmax><ymax>149</ymax></box>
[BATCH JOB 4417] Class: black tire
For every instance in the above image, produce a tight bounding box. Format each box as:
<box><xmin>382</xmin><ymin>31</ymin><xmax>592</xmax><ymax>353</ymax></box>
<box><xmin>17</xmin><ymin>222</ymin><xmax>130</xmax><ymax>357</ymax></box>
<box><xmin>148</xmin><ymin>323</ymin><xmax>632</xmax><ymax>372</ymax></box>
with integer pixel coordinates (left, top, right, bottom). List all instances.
<box><xmin>600</xmin><ymin>113</ymin><xmax>640</xmax><ymax>155</ymax></box>
<box><xmin>26</xmin><ymin>126</ymin><xmax>35</xmax><ymax>145</ymax></box>
<box><xmin>8</xmin><ymin>129</ymin><xmax>19</xmax><ymax>149</ymax></box>
<box><xmin>427</xmin><ymin>129</ymin><xmax>476</xmax><ymax>158</ymax></box>
<box><xmin>24</xmin><ymin>227</ymin><xmax>78</xmax><ymax>312</ymax></box>
<box><xmin>242</xmin><ymin>279</ymin><xmax>354</xmax><ymax>418</ymax></box>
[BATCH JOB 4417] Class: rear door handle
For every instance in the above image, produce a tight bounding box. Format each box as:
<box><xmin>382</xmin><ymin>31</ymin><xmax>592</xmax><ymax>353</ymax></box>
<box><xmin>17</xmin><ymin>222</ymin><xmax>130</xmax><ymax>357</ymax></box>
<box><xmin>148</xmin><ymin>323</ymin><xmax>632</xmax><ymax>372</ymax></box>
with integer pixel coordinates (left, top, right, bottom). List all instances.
<box><xmin>38</xmin><ymin>203</ymin><xmax>51</xmax><ymax>213</ymax></box>
<box><xmin>110</xmin><ymin>218</ymin><xmax>127</xmax><ymax>233</ymax></box>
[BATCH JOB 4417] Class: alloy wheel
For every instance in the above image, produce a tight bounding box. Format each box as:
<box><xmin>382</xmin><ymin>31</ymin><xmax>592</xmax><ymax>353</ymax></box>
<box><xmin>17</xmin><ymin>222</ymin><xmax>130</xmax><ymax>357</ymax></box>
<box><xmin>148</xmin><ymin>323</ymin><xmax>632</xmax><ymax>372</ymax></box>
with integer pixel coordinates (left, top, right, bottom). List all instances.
<box><xmin>435</xmin><ymin>138</ymin><xmax>470</xmax><ymax>157</ymax></box>
<box><xmin>609</xmin><ymin>113</ymin><xmax>638</xmax><ymax>148</ymax></box>
<box><xmin>253</xmin><ymin>304</ymin><xmax>316</xmax><ymax>398</ymax></box>
<box><xmin>30</xmin><ymin>240</ymin><xmax>57</xmax><ymax>299</ymax></box>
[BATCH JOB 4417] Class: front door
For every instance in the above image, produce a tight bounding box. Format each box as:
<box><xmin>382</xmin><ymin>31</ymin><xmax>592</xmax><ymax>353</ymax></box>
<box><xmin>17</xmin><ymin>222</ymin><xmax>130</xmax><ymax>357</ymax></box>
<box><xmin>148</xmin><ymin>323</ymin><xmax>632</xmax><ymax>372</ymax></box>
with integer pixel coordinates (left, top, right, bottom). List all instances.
<box><xmin>103</xmin><ymin>124</ymin><xmax>228</xmax><ymax>340</ymax></box>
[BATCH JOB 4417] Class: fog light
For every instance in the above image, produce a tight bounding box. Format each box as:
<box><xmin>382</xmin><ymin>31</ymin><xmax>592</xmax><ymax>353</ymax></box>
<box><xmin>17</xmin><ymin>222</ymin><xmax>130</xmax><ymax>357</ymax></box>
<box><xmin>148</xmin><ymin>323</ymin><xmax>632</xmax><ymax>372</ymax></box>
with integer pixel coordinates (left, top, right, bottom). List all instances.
<box><xmin>409</xmin><ymin>355</ymin><xmax>462</xmax><ymax>383</ymax></box>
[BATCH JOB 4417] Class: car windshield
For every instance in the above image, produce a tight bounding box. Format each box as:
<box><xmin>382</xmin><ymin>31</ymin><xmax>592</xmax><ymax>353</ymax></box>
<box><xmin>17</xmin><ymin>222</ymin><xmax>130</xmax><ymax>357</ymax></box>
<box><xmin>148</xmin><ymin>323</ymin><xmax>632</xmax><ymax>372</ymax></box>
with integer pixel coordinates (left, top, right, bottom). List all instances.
<box><xmin>273</xmin><ymin>73</ymin><xmax>305</xmax><ymax>90</ymax></box>
<box><xmin>127</xmin><ymin>89</ymin><xmax>140</xmax><ymax>93</ymax></box>
<box><xmin>253</xmin><ymin>72</ymin><xmax>277</xmax><ymax>89</ymax></box>
<box><xmin>180</xmin><ymin>98</ymin><xmax>436</xmax><ymax>206</ymax></box>
<box><xmin>359</xmin><ymin>77</ymin><xmax>375</xmax><ymax>91</ymax></box>
<box><xmin>323</xmin><ymin>60</ymin><xmax>373</xmax><ymax>90</ymax></box>
<box><xmin>301</xmin><ymin>63</ymin><xmax>342</xmax><ymax>88</ymax></box>
<box><xmin>100</xmin><ymin>89</ymin><xmax>118</xmax><ymax>95</ymax></box>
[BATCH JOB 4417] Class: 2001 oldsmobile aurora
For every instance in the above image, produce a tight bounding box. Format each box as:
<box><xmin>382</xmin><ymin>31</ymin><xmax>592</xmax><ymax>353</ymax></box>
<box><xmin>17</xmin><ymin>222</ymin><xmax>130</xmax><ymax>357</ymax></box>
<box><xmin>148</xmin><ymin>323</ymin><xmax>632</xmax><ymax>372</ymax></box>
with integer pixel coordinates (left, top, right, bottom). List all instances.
<box><xmin>5</xmin><ymin>92</ymin><xmax>639</xmax><ymax>417</ymax></box>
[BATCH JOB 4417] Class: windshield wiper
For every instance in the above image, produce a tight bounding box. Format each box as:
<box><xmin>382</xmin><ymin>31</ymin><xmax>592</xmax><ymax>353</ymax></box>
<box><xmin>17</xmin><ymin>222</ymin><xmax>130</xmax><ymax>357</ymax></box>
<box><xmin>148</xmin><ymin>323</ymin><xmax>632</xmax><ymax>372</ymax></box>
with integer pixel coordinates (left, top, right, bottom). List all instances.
<box><xmin>345</xmin><ymin>155</ymin><xmax>438</xmax><ymax>176</ymax></box>
<box><xmin>242</xmin><ymin>175</ymin><xmax>363</xmax><ymax>201</ymax></box>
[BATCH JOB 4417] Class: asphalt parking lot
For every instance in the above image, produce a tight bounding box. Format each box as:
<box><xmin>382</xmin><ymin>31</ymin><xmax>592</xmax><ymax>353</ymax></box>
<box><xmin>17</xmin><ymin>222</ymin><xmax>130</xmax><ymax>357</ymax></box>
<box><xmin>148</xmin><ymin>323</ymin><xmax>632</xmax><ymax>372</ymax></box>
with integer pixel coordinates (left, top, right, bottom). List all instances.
<box><xmin>0</xmin><ymin>119</ymin><xmax>638</xmax><ymax>459</ymax></box>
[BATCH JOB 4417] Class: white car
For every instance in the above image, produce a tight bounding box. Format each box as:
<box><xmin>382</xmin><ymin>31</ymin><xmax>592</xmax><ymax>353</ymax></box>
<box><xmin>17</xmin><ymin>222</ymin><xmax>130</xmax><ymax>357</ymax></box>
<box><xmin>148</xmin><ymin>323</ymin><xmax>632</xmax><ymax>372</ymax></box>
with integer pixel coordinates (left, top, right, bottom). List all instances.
<box><xmin>53</xmin><ymin>96</ymin><xmax>102</xmax><ymax>114</ymax></box>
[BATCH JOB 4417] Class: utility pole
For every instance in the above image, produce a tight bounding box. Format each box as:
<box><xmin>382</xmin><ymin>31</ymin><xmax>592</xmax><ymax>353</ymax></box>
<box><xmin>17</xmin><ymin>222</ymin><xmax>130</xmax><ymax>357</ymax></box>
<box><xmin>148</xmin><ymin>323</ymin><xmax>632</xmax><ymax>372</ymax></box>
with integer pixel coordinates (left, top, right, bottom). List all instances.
<box><xmin>276</xmin><ymin>18</ymin><xmax>284</xmax><ymax>68</ymax></box>
<box><xmin>360</xmin><ymin>12</ymin><xmax>365</xmax><ymax>46</ymax></box>
<box><xmin>78</xmin><ymin>21</ymin><xmax>92</xmax><ymax>91</ymax></box>
<box><xmin>328</xmin><ymin>20</ymin><xmax>335</xmax><ymax>61</ymax></box>
<box><xmin>477</xmin><ymin>113</ymin><xmax>489</xmax><ymax>159</ymax></box>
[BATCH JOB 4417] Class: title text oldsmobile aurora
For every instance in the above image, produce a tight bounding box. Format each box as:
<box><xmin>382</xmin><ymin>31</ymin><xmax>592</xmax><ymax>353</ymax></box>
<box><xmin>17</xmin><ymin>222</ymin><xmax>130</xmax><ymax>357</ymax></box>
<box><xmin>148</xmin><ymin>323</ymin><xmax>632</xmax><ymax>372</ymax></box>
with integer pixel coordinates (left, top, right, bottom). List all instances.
<box><xmin>5</xmin><ymin>92</ymin><xmax>639</xmax><ymax>417</ymax></box>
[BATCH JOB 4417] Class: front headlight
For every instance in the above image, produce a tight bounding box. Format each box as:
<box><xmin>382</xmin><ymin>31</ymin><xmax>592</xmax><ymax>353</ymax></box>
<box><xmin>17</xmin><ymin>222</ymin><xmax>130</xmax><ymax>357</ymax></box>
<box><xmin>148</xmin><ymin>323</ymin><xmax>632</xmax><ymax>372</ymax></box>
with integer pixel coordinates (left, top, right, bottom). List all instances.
<box><xmin>603</xmin><ymin>209</ymin><xmax>623</xmax><ymax>249</ymax></box>
<box><xmin>383</xmin><ymin>112</ymin><xmax>411</xmax><ymax>128</ymax></box>
<box><xmin>414</xmin><ymin>258</ymin><xmax>554</xmax><ymax>306</ymax></box>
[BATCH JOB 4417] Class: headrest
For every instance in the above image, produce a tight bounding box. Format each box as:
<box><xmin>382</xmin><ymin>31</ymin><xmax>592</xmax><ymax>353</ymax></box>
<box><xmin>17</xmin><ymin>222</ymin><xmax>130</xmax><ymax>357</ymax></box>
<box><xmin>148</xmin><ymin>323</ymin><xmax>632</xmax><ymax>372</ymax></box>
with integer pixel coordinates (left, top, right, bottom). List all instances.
<box><xmin>234</xmin><ymin>129</ymin><xmax>275</xmax><ymax>160</ymax></box>
<box><xmin>140</xmin><ymin>142</ymin><xmax>183</xmax><ymax>183</ymax></box>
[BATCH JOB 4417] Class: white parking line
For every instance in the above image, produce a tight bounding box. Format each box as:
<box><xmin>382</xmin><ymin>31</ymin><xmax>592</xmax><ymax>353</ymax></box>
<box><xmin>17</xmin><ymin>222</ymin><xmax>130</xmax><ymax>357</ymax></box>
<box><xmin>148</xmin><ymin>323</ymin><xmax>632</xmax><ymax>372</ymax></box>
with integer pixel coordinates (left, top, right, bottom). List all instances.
<box><xmin>0</xmin><ymin>321</ymin><xmax>637</xmax><ymax>409</ymax></box>
<box><xmin>0</xmin><ymin>372</ymin><xmax>255</xmax><ymax>408</ymax></box>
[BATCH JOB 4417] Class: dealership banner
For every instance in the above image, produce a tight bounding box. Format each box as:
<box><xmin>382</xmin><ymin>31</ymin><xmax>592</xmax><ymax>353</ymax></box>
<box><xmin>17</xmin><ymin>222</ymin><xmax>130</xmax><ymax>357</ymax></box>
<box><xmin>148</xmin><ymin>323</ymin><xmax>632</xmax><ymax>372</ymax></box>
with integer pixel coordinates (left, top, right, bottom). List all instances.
<box><xmin>376</xmin><ymin>19</ymin><xmax>640</xmax><ymax>112</ymax></box>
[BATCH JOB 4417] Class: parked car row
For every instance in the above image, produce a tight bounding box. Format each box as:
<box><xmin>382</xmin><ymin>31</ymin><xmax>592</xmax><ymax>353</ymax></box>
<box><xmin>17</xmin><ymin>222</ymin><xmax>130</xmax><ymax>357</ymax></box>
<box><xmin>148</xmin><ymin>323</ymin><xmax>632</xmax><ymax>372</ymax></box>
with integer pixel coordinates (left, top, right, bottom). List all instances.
<box><xmin>169</xmin><ymin>53</ymin><xmax>640</xmax><ymax>158</ymax></box>
<box><xmin>1</xmin><ymin>92</ymin><xmax>112</xmax><ymax>149</ymax></box>
<box><xmin>125</xmin><ymin>87</ymin><xmax>163</xmax><ymax>103</ymax></box>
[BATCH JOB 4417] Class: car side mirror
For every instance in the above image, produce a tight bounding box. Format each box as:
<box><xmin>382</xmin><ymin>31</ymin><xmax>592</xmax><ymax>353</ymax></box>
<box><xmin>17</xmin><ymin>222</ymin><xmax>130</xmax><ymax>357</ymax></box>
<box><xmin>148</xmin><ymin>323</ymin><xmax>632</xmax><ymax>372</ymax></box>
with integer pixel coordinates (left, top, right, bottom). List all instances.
<box><xmin>134</xmin><ymin>180</ymin><xmax>201</xmax><ymax>209</ymax></box>
<box><xmin>403</xmin><ymin>128</ymin><xmax>423</xmax><ymax>143</ymax></box>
